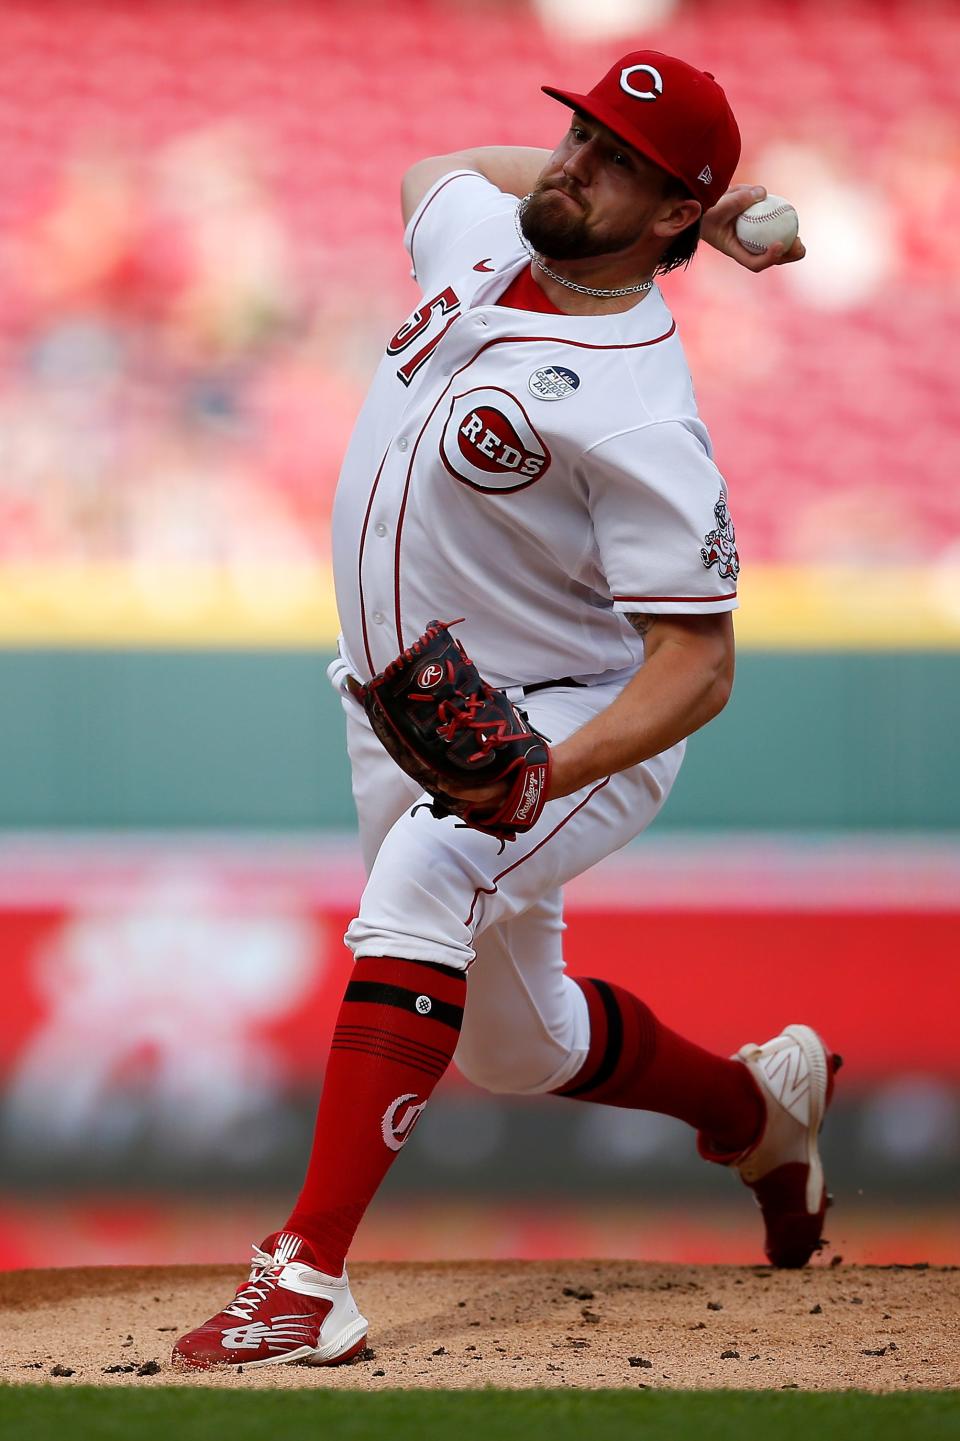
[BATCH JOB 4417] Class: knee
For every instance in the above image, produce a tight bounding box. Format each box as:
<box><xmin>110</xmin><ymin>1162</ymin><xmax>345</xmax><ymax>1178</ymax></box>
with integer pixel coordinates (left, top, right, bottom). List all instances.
<box><xmin>454</xmin><ymin>1036</ymin><xmax>578</xmax><ymax>1096</ymax></box>
<box><xmin>347</xmin><ymin>816</ymin><xmax>491</xmax><ymax>970</ymax></box>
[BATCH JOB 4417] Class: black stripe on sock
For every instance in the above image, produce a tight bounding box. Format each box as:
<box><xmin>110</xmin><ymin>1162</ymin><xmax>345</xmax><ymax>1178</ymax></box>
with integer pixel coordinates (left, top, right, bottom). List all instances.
<box><xmin>406</xmin><ymin>960</ymin><xmax>467</xmax><ymax>984</ymax></box>
<box><xmin>332</xmin><ymin>1026</ymin><xmax>451</xmax><ymax>1070</ymax></box>
<box><xmin>562</xmin><ymin>979</ymin><xmax>624</xmax><ymax>1098</ymax></box>
<box><xmin>331</xmin><ymin>1031</ymin><xmax>449</xmax><ymax>1071</ymax></box>
<box><xmin>335</xmin><ymin>1024</ymin><xmax>453</xmax><ymax>1064</ymax></box>
<box><xmin>330</xmin><ymin>1041</ymin><xmax>444</xmax><ymax>1078</ymax></box>
<box><xmin>344</xmin><ymin>980</ymin><xmax>464</xmax><ymax>1031</ymax></box>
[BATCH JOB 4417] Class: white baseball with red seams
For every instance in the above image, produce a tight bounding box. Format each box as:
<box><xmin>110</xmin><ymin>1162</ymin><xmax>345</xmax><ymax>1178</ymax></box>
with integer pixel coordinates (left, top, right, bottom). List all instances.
<box><xmin>330</xmin><ymin>171</ymin><xmax>738</xmax><ymax>1088</ymax></box>
<box><xmin>734</xmin><ymin>193</ymin><xmax>799</xmax><ymax>255</ymax></box>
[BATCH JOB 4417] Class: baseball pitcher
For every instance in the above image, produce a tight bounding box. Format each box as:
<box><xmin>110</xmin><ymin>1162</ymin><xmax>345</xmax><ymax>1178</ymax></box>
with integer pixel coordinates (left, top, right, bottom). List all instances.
<box><xmin>174</xmin><ymin>49</ymin><xmax>837</xmax><ymax>1371</ymax></box>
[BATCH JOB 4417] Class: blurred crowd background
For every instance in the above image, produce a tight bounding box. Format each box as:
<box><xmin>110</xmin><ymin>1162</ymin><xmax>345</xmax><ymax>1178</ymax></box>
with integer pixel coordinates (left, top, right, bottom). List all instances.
<box><xmin>0</xmin><ymin>0</ymin><xmax>957</xmax><ymax>1270</ymax></box>
<box><xmin>2</xmin><ymin>0</ymin><xmax>959</xmax><ymax>591</ymax></box>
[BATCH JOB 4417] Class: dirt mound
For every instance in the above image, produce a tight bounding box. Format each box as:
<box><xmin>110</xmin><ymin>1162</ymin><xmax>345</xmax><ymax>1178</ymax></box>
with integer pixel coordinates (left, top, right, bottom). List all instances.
<box><xmin>2</xmin><ymin>1260</ymin><xmax>957</xmax><ymax>1391</ymax></box>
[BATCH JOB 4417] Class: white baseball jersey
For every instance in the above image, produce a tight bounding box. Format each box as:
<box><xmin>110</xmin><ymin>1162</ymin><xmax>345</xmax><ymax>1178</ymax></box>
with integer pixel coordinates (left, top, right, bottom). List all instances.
<box><xmin>331</xmin><ymin>169</ymin><xmax>738</xmax><ymax>691</ymax></box>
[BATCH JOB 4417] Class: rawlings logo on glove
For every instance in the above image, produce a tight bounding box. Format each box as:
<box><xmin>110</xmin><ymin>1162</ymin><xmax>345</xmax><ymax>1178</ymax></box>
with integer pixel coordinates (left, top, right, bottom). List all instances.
<box><xmin>357</xmin><ymin>621</ymin><xmax>552</xmax><ymax>843</ymax></box>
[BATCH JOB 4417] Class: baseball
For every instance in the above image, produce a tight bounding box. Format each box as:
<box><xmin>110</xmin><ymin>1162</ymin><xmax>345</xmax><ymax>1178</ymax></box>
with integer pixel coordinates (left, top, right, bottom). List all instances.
<box><xmin>735</xmin><ymin>193</ymin><xmax>799</xmax><ymax>255</ymax></box>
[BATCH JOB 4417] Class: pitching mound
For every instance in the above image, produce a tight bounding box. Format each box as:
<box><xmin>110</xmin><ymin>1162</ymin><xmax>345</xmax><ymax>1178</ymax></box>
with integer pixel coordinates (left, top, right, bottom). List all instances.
<box><xmin>2</xmin><ymin>1261</ymin><xmax>957</xmax><ymax>1391</ymax></box>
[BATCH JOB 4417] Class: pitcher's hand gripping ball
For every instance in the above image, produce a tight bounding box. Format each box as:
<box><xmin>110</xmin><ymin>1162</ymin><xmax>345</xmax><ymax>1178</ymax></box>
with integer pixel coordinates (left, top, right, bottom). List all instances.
<box><xmin>735</xmin><ymin>193</ymin><xmax>799</xmax><ymax>255</ymax></box>
<box><xmin>359</xmin><ymin>620</ymin><xmax>552</xmax><ymax>842</ymax></box>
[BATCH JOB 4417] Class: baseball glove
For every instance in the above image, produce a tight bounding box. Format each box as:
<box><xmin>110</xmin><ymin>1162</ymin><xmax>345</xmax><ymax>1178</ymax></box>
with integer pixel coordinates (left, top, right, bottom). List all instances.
<box><xmin>357</xmin><ymin>620</ymin><xmax>552</xmax><ymax>843</ymax></box>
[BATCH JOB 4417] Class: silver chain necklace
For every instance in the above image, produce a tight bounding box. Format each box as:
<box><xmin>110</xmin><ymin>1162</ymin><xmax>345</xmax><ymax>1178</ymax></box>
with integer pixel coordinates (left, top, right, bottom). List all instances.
<box><xmin>515</xmin><ymin>196</ymin><xmax>653</xmax><ymax>299</ymax></box>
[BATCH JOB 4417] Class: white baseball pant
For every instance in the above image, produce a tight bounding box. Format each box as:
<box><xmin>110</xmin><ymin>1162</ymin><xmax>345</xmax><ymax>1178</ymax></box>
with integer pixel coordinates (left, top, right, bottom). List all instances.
<box><xmin>333</xmin><ymin>665</ymin><xmax>684</xmax><ymax>1096</ymax></box>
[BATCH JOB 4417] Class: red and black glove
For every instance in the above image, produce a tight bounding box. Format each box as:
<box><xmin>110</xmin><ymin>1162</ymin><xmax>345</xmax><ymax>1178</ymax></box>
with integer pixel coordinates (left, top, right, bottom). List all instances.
<box><xmin>357</xmin><ymin>620</ymin><xmax>552</xmax><ymax>843</ymax></box>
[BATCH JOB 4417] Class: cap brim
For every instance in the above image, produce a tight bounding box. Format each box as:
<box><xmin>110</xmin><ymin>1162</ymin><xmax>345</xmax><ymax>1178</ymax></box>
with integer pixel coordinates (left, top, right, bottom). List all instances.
<box><xmin>542</xmin><ymin>85</ymin><xmax>689</xmax><ymax>194</ymax></box>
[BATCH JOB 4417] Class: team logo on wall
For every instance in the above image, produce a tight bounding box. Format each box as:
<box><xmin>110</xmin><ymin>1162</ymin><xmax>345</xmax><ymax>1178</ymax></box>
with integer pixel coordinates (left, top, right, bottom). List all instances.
<box><xmin>700</xmin><ymin>489</ymin><xmax>740</xmax><ymax>581</ymax></box>
<box><xmin>528</xmin><ymin>366</ymin><xmax>580</xmax><ymax>401</ymax></box>
<box><xmin>440</xmin><ymin>387</ymin><xmax>551</xmax><ymax>492</ymax></box>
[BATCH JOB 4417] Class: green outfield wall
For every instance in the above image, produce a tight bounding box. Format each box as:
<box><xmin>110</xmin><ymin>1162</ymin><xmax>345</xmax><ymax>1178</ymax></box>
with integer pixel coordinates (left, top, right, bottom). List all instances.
<box><xmin>0</xmin><ymin>649</ymin><xmax>957</xmax><ymax>830</ymax></box>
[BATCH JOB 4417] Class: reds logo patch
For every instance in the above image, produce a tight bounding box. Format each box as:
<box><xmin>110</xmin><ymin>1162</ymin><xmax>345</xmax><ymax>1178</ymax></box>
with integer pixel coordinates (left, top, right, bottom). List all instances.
<box><xmin>701</xmin><ymin>489</ymin><xmax>740</xmax><ymax>581</ymax></box>
<box><xmin>440</xmin><ymin>387</ymin><xmax>551</xmax><ymax>493</ymax></box>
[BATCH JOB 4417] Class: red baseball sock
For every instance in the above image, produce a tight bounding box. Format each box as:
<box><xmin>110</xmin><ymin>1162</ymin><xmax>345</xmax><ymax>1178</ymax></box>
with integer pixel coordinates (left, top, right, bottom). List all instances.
<box><xmin>554</xmin><ymin>978</ymin><xmax>764</xmax><ymax>1153</ymax></box>
<box><xmin>284</xmin><ymin>956</ymin><xmax>464</xmax><ymax>1274</ymax></box>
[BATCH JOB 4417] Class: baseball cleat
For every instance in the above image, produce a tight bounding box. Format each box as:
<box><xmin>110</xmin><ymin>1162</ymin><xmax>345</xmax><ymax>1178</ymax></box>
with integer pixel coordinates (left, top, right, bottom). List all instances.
<box><xmin>699</xmin><ymin>1024</ymin><xmax>841</xmax><ymax>1268</ymax></box>
<box><xmin>172</xmin><ymin>1231</ymin><xmax>368</xmax><ymax>1370</ymax></box>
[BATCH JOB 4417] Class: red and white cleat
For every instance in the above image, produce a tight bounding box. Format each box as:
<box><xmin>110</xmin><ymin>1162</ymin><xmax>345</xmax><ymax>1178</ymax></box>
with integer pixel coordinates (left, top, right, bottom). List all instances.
<box><xmin>699</xmin><ymin>1023</ymin><xmax>842</xmax><ymax>1268</ymax></box>
<box><xmin>172</xmin><ymin>1231</ymin><xmax>368</xmax><ymax>1370</ymax></box>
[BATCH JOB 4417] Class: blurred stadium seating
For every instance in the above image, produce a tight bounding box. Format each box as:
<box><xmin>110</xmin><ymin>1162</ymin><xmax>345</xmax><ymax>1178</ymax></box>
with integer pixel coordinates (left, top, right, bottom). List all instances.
<box><xmin>0</xmin><ymin>0</ymin><xmax>957</xmax><ymax>576</ymax></box>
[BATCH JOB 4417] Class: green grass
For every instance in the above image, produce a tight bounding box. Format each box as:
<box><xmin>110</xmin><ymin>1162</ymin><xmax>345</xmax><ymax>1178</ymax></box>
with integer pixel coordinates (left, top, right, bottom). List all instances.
<box><xmin>0</xmin><ymin>1389</ymin><xmax>958</xmax><ymax>1441</ymax></box>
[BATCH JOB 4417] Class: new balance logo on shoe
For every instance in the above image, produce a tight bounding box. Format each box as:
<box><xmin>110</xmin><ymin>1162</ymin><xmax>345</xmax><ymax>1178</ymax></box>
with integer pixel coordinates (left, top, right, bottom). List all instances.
<box><xmin>220</xmin><ymin>1314</ymin><xmax>319</xmax><ymax>1352</ymax></box>
<box><xmin>173</xmin><ymin>1235</ymin><xmax>368</xmax><ymax>1369</ymax></box>
<box><xmin>759</xmin><ymin>1042</ymin><xmax>811</xmax><ymax>1123</ymax></box>
<box><xmin>272</xmin><ymin>1232</ymin><xmax>304</xmax><ymax>1266</ymax></box>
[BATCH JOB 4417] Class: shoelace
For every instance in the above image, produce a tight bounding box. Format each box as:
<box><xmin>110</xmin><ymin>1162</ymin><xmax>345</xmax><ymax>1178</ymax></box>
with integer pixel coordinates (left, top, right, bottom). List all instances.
<box><xmin>223</xmin><ymin>1247</ymin><xmax>285</xmax><ymax>1321</ymax></box>
<box><xmin>433</xmin><ymin>692</ymin><xmax>514</xmax><ymax>762</ymax></box>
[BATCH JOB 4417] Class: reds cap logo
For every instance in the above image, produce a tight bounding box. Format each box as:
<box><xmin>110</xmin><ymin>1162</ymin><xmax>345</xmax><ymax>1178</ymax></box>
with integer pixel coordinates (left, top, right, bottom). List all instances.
<box><xmin>619</xmin><ymin>63</ymin><xmax>663</xmax><ymax>101</ymax></box>
<box><xmin>440</xmin><ymin>387</ymin><xmax>551</xmax><ymax>493</ymax></box>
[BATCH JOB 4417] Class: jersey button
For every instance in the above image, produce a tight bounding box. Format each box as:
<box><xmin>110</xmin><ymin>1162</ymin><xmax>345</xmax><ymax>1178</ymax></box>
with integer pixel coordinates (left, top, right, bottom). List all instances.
<box><xmin>372</xmin><ymin>611</ymin><xmax>385</xmax><ymax>625</ymax></box>
<box><xmin>397</xmin><ymin>438</ymin><xmax>409</xmax><ymax>452</ymax></box>
<box><xmin>374</xmin><ymin>522</ymin><xmax>388</xmax><ymax>537</ymax></box>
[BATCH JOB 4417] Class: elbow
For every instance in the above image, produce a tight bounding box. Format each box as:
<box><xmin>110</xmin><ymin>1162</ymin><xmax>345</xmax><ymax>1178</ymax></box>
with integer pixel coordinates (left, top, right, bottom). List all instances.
<box><xmin>402</xmin><ymin>153</ymin><xmax>474</xmax><ymax>225</ymax></box>
<box><xmin>710</xmin><ymin>674</ymin><xmax>733</xmax><ymax>718</ymax></box>
<box><xmin>708</xmin><ymin>653</ymin><xmax>735</xmax><ymax>719</ymax></box>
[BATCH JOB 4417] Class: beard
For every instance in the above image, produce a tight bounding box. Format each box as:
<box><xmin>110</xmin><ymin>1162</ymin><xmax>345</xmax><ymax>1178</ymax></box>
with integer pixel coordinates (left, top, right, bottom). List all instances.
<box><xmin>519</xmin><ymin>184</ymin><xmax>640</xmax><ymax>261</ymax></box>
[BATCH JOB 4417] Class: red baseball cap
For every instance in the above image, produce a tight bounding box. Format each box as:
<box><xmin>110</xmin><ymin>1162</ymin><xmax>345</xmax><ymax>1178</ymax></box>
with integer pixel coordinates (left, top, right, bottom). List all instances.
<box><xmin>543</xmin><ymin>50</ymin><xmax>740</xmax><ymax>210</ymax></box>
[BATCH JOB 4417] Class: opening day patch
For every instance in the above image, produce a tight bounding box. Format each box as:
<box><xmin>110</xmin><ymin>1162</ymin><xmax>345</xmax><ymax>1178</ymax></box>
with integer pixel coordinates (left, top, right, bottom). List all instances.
<box><xmin>528</xmin><ymin>366</ymin><xmax>581</xmax><ymax>401</ymax></box>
